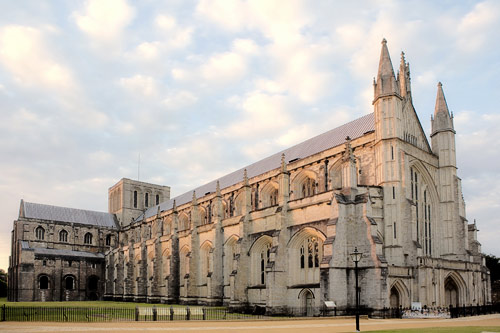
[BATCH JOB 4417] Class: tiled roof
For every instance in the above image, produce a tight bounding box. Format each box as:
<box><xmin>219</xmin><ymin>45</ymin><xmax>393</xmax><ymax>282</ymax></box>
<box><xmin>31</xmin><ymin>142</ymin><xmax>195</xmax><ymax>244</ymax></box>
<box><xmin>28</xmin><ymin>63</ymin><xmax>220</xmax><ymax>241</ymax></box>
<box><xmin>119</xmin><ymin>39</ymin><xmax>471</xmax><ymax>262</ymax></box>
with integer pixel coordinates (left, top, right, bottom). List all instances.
<box><xmin>22</xmin><ymin>201</ymin><xmax>118</xmax><ymax>229</ymax></box>
<box><xmin>33</xmin><ymin>247</ymin><xmax>104</xmax><ymax>259</ymax></box>
<box><xmin>139</xmin><ymin>113</ymin><xmax>375</xmax><ymax>221</ymax></box>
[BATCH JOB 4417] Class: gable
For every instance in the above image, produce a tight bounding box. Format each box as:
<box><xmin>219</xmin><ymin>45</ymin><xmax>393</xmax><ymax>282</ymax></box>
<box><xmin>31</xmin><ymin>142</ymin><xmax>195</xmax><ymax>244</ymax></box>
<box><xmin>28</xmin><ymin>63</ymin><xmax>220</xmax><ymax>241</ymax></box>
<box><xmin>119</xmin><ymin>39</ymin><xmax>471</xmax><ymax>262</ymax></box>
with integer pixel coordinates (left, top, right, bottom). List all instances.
<box><xmin>401</xmin><ymin>100</ymin><xmax>432</xmax><ymax>153</ymax></box>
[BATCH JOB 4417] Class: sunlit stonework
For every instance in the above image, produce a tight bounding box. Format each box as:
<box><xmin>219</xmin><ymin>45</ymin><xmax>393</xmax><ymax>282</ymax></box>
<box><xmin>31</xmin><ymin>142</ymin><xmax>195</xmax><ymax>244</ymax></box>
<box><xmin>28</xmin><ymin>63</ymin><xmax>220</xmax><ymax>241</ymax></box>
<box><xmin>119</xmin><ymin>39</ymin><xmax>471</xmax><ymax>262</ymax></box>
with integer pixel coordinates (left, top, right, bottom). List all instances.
<box><xmin>8</xmin><ymin>40</ymin><xmax>491</xmax><ymax>314</ymax></box>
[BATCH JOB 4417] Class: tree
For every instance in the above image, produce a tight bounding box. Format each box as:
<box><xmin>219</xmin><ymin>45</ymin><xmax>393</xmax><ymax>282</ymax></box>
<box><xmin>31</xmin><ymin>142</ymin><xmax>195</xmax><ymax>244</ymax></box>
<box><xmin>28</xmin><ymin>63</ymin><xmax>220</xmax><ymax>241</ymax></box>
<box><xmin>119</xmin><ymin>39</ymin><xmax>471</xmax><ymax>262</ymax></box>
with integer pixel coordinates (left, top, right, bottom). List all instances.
<box><xmin>485</xmin><ymin>254</ymin><xmax>500</xmax><ymax>284</ymax></box>
<box><xmin>0</xmin><ymin>268</ymin><xmax>7</xmax><ymax>298</ymax></box>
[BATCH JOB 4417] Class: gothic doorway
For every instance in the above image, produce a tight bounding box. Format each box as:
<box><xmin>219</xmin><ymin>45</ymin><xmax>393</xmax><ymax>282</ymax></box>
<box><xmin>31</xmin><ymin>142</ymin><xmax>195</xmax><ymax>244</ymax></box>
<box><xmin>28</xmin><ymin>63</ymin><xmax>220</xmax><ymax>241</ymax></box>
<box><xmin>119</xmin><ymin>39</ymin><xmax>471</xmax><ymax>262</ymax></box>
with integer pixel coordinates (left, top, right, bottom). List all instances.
<box><xmin>299</xmin><ymin>289</ymin><xmax>314</xmax><ymax>316</ymax></box>
<box><xmin>445</xmin><ymin>277</ymin><xmax>459</xmax><ymax>307</ymax></box>
<box><xmin>390</xmin><ymin>286</ymin><xmax>400</xmax><ymax>308</ymax></box>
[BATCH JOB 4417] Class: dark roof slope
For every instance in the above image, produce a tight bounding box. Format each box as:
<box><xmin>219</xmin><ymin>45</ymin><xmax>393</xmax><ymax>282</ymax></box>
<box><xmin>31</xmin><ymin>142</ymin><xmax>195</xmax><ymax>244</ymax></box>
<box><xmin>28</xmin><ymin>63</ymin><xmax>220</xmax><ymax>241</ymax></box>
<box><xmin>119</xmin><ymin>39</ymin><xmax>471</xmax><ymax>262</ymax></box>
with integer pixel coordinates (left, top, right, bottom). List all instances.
<box><xmin>140</xmin><ymin>113</ymin><xmax>375</xmax><ymax>221</ymax></box>
<box><xmin>21</xmin><ymin>201</ymin><xmax>118</xmax><ymax>229</ymax></box>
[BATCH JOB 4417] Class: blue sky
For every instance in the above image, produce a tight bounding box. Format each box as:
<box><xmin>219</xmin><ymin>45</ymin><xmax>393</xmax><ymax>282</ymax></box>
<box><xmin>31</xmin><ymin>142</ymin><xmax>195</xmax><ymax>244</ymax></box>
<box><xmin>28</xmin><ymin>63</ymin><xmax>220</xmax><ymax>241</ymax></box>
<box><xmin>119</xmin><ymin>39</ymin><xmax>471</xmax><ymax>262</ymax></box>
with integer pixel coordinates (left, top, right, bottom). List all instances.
<box><xmin>1</xmin><ymin>0</ymin><xmax>500</xmax><ymax>271</ymax></box>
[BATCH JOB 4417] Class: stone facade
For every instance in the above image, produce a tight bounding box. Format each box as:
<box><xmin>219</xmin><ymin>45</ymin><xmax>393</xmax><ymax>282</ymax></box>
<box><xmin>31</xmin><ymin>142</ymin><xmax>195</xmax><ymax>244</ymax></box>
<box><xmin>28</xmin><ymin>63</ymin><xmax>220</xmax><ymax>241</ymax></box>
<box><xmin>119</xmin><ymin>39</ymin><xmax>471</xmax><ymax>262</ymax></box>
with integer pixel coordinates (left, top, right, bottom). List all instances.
<box><xmin>8</xmin><ymin>40</ymin><xmax>491</xmax><ymax>313</ymax></box>
<box><xmin>8</xmin><ymin>201</ymin><xmax>120</xmax><ymax>301</ymax></box>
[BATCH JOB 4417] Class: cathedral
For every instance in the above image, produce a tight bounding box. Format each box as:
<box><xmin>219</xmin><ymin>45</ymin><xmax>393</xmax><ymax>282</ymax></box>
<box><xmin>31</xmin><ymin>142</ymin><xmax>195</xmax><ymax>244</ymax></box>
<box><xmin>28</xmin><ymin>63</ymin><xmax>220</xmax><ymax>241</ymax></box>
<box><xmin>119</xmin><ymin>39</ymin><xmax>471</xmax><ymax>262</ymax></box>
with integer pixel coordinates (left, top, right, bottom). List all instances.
<box><xmin>8</xmin><ymin>39</ymin><xmax>491</xmax><ymax>315</ymax></box>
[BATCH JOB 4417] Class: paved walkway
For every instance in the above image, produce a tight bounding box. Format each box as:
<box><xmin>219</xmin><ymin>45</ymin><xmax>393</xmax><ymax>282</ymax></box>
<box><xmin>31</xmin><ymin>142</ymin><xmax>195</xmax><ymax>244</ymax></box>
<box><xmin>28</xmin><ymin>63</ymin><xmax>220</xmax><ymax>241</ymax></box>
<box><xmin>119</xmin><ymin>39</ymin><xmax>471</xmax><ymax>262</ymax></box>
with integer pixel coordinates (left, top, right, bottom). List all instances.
<box><xmin>0</xmin><ymin>314</ymin><xmax>499</xmax><ymax>333</ymax></box>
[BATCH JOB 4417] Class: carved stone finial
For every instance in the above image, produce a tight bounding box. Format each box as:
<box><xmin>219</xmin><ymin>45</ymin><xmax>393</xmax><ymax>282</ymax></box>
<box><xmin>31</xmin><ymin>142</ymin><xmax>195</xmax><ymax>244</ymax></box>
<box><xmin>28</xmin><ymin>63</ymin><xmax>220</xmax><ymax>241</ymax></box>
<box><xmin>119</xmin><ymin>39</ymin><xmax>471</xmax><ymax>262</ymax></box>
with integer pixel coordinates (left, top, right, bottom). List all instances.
<box><xmin>243</xmin><ymin>168</ymin><xmax>249</xmax><ymax>185</ymax></box>
<box><xmin>216</xmin><ymin>180</ymin><xmax>221</xmax><ymax>197</ymax></box>
<box><xmin>381</xmin><ymin>38</ymin><xmax>387</xmax><ymax>44</ymax></box>
<box><xmin>343</xmin><ymin>137</ymin><xmax>355</xmax><ymax>163</ymax></box>
<box><xmin>281</xmin><ymin>153</ymin><xmax>286</xmax><ymax>172</ymax></box>
<box><xmin>173</xmin><ymin>199</ymin><xmax>177</xmax><ymax>211</ymax></box>
<box><xmin>192</xmin><ymin>191</ymin><xmax>197</xmax><ymax>205</ymax></box>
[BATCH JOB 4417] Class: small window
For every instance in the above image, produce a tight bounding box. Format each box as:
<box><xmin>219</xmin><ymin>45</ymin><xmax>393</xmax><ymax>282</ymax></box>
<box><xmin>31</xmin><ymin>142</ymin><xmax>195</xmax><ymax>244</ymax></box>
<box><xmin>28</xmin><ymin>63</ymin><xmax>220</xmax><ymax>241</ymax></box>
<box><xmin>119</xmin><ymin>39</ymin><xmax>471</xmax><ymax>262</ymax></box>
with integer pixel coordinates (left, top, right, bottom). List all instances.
<box><xmin>65</xmin><ymin>276</ymin><xmax>74</xmax><ymax>290</ymax></box>
<box><xmin>156</xmin><ymin>194</ymin><xmax>160</xmax><ymax>205</ymax></box>
<box><xmin>59</xmin><ymin>230</ymin><xmax>68</xmax><ymax>243</ymax></box>
<box><xmin>39</xmin><ymin>275</ymin><xmax>49</xmax><ymax>289</ymax></box>
<box><xmin>145</xmin><ymin>193</ymin><xmax>149</xmax><ymax>208</ymax></box>
<box><xmin>133</xmin><ymin>190</ymin><xmax>138</xmax><ymax>208</ymax></box>
<box><xmin>84</xmin><ymin>232</ymin><xmax>93</xmax><ymax>245</ymax></box>
<box><xmin>393</xmin><ymin>222</ymin><xmax>397</xmax><ymax>239</ymax></box>
<box><xmin>106</xmin><ymin>234</ymin><xmax>111</xmax><ymax>246</ymax></box>
<box><xmin>35</xmin><ymin>226</ymin><xmax>45</xmax><ymax>240</ymax></box>
<box><xmin>42</xmin><ymin>260</ymin><xmax>47</xmax><ymax>266</ymax></box>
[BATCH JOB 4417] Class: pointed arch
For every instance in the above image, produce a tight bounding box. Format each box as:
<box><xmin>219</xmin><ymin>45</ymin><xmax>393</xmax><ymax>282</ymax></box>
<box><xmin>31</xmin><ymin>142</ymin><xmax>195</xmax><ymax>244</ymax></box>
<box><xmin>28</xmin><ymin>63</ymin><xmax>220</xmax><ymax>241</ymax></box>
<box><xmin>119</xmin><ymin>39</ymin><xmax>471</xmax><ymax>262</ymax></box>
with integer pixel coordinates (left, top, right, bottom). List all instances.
<box><xmin>291</xmin><ymin>169</ymin><xmax>318</xmax><ymax>199</ymax></box>
<box><xmin>444</xmin><ymin>271</ymin><xmax>466</xmax><ymax>307</ymax></box>
<box><xmin>288</xmin><ymin>227</ymin><xmax>325</xmax><ymax>286</ymax></box>
<box><xmin>163</xmin><ymin>216</ymin><xmax>172</xmax><ymax>235</ymax></box>
<box><xmin>298</xmin><ymin>288</ymin><xmax>315</xmax><ymax>316</ymax></box>
<box><xmin>178</xmin><ymin>212</ymin><xmax>190</xmax><ymax>231</ymax></box>
<box><xmin>328</xmin><ymin>158</ymin><xmax>343</xmax><ymax>190</ymax></box>
<box><xmin>389</xmin><ymin>279</ymin><xmax>409</xmax><ymax>308</ymax></box>
<box><xmin>260</xmin><ymin>181</ymin><xmax>279</xmax><ymax>208</ymax></box>
<box><xmin>249</xmin><ymin>235</ymin><xmax>273</xmax><ymax>286</ymax></box>
<box><xmin>224</xmin><ymin>235</ymin><xmax>239</xmax><ymax>283</ymax></box>
<box><xmin>410</xmin><ymin>160</ymin><xmax>439</xmax><ymax>256</ymax></box>
<box><xmin>199</xmin><ymin>206</ymin><xmax>208</xmax><ymax>225</ymax></box>
<box><xmin>161</xmin><ymin>248</ymin><xmax>170</xmax><ymax>281</ymax></box>
<box><xmin>179</xmin><ymin>245</ymin><xmax>190</xmax><ymax>280</ymax></box>
<box><xmin>199</xmin><ymin>241</ymin><xmax>213</xmax><ymax>285</ymax></box>
<box><xmin>234</xmin><ymin>191</ymin><xmax>245</xmax><ymax>216</ymax></box>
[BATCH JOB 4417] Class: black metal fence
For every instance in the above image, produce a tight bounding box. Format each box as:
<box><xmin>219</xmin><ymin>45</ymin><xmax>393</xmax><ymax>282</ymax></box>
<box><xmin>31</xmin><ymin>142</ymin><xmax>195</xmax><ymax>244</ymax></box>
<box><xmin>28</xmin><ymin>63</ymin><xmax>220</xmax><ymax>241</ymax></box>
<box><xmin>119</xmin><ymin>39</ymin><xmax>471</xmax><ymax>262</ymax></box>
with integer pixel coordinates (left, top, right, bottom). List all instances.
<box><xmin>449</xmin><ymin>304</ymin><xmax>500</xmax><ymax>318</ymax></box>
<box><xmin>1</xmin><ymin>303</ymin><xmax>498</xmax><ymax>322</ymax></box>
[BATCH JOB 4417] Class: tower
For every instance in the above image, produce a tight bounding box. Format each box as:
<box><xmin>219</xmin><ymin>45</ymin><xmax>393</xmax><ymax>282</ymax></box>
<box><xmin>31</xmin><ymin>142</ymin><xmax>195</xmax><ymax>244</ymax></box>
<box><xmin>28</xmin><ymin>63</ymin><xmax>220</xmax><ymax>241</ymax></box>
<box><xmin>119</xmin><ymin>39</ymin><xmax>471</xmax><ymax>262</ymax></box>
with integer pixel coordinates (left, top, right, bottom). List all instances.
<box><xmin>430</xmin><ymin>83</ymin><xmax>463</xmax><ymax>258</ymax></box>
<box><xmin>108</xmin><ymin>178</ymin><xmax>171</xmax><ymax>227</ymax></box>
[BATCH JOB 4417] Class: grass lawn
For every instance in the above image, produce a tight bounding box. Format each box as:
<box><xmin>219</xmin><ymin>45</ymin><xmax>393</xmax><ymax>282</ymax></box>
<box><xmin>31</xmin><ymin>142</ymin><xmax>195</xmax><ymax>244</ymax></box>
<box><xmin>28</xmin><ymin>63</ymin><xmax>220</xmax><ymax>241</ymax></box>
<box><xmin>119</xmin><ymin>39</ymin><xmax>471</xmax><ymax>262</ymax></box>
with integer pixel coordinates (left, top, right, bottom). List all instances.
<box><xmin>0</xmin><ymin>297</ymin><xmax>259</xmax><ymax>321</ymax></box>
<box><xmin>0</xmin><ymin>297</ymin><xmax>203</xmax><ymax>308</ymax></box>
<box><xmin>364</xmin><ymin>328</ymin><xmax>500</xmax><ymax>333</ymax></box>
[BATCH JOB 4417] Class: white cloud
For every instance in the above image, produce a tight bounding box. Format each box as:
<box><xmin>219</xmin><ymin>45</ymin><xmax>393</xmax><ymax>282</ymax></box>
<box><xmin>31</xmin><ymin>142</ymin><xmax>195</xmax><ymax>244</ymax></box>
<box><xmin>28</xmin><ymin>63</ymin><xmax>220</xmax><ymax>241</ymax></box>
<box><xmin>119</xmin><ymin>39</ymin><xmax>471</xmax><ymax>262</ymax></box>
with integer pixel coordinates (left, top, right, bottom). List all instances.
<box><xmin>155</xmin><ymin>14</ymin><xmax>193</xmax><ymax>49</ymax></box>
<box><xmin>201</xmin><ymin>52</ymin><xmax>247</xmax><ymax>84</ymax></box>
<box><xmin>456</xmin><ymin>1</ymin><xmax>500</xmax><ymax>52</ymax></box>
<box><xmin>225</xmin><ymin>91</ymin><xmax>292</xmax><ymax>139</ymax></box>
<box><xmin>232</xmin><ymin>38</ymin><xmax>259</xmax><ymax>55</ymax></box>
<box><xmin>0</xmin><ymin>25</ymin><xmax>76</xmax><ymax>92</ymax></box>
<box><xmin>119</xmin><ymin>74</ymin><xmax>158</xmax><ymax>97</ymax></box>
<box><xmin>163</xmin><ymin>90</ymin><xmax>198</xmax><ymax>110</ymax></box>
<box><xmin>73</xmin><ymin>0</ymin><xmax>135</xmax><ymax>47</ymax></box>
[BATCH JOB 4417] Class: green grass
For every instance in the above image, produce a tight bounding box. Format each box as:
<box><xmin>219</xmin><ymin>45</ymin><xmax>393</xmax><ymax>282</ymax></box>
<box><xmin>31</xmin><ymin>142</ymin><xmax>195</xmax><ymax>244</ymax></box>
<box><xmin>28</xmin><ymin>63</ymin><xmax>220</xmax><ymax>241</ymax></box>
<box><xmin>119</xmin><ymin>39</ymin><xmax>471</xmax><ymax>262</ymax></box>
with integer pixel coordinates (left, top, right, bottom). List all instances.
<box><xmin>0</xmin><ymin>297</ymin><xmax>260</xmax><ymax>321</ymax></box>
<box><xmin>0</xmin><ymin>297</ymin><xmax>202</xmax><ymax>308</ymax></box>
<box><xmin>364</xmin><ymin>328</ymin><xmax>500</xmax><ymax>333</ymax></box>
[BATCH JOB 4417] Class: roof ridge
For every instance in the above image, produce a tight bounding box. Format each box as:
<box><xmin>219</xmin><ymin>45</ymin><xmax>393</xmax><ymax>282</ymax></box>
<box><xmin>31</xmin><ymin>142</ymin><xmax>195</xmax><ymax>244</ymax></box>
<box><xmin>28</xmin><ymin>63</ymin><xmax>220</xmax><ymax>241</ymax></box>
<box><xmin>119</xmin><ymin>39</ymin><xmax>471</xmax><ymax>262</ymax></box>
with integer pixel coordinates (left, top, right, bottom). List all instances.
<box><xmin>138</xmin><ymin>113</ymin><xmax>375</xmax><ymax>222</ymax></box>
<box><xmin>23</xmin><ymin>201</ymin><xmax>111</xmax><ymax>215</ymax></box>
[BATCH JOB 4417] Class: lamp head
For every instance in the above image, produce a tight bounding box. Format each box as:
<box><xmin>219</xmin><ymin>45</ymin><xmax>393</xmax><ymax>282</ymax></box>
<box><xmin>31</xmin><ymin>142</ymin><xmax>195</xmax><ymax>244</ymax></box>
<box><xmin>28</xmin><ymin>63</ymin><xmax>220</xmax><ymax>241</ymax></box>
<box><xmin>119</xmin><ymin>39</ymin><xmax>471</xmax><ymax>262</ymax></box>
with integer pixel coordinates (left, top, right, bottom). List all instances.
<box><xmin>350</xmin><ymin>247</ymin><xmax>362</xmax><ymax>263</ymax></box>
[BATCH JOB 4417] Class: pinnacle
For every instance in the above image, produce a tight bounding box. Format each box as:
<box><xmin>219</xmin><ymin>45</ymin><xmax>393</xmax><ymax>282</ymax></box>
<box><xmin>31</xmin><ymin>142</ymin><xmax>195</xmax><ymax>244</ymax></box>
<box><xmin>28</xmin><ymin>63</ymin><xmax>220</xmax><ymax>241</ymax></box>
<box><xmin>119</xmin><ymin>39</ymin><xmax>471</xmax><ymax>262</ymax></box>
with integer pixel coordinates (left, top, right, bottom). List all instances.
<box><xmin>434</xmin><ymin>82</ymin><xmax>450</xmax><ymax>117</ymax></box>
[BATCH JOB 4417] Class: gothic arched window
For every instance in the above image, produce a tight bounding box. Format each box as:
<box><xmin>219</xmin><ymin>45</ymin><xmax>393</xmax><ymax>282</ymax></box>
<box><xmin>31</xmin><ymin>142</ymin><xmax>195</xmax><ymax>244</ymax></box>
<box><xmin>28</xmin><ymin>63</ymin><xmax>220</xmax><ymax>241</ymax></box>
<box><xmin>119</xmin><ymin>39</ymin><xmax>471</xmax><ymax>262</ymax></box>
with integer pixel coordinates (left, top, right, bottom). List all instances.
<box><xmin>250</xmin><ymin>236</ymin><xmax>272</xmax><ymax>286</ymax></box>
<box><xmin>35</xmin><ymin>226</ymin><xmax>45</xmax><ymax>240</ymax></box>
<box><xmin>59</xmin><ymin>230</ymin><xmax>68</xmax><ymax>243</ymax></box>
<box><xmin>84</xmin><ymin>232</ymin><xmax>93</xmax><ymax>245</ymax></box>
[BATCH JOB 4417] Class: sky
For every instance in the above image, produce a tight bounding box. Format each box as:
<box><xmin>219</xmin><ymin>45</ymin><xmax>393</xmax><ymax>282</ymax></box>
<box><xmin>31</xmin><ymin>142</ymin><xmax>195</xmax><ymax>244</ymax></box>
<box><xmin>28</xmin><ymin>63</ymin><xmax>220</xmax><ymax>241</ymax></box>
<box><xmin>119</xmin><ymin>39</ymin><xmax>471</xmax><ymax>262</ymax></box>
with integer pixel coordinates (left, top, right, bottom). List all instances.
<box><xmin>0</xmin><ymin>0</ymin><xmax>500</xmax><ymax>272</ymax></box>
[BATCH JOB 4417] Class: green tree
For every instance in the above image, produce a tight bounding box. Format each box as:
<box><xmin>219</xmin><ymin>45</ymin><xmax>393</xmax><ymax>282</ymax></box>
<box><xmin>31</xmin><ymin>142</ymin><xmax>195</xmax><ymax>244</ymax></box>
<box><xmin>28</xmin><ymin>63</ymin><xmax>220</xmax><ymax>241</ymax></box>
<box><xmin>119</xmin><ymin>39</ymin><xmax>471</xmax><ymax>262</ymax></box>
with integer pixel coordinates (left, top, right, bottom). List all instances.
<box><xmin>0</xmin><ymin>268</ymin><xmax>6</xmax><ymax>298</ymax></box>
<box><xmin>485</xmin><ymin>254</ymin><xmax>500</xmax><ymax>284</ymax></box>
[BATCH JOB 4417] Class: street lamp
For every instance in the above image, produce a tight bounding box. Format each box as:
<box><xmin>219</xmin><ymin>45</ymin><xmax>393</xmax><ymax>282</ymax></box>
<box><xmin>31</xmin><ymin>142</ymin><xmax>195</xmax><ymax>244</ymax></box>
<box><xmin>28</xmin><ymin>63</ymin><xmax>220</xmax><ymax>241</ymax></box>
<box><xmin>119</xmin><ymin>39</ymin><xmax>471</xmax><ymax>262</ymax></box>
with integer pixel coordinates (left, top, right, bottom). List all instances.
<box><xmin>350</xmin><ymin>247</ymin><xmax>363</xmax><ymax>332</ymax></box>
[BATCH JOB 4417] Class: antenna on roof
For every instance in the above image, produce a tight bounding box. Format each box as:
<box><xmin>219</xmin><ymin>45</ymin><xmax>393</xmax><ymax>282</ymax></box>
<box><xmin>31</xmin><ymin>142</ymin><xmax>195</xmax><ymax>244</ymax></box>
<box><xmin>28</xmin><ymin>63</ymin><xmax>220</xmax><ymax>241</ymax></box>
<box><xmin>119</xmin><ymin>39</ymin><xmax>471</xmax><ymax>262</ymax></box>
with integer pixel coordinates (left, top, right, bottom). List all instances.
<box><xmin>138</xmin><ymin>153</ymin><xmax>141</xmax><ymax>181</ymax></box>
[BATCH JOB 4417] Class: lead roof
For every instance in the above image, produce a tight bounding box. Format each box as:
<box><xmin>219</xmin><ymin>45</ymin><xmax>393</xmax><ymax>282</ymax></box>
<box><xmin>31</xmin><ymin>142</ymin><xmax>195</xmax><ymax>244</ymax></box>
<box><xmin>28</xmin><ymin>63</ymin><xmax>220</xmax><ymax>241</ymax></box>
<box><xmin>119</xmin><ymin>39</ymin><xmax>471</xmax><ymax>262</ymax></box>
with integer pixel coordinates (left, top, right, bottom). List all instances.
<box><xmin>139</xmin><ymin>112</ymin><xmax>375</xmax><ymax>221</ymax></box>
<box><xmin>21</xmin><ymin>201</ymin><xmax>118</xmax><ymax>229</ymax></box>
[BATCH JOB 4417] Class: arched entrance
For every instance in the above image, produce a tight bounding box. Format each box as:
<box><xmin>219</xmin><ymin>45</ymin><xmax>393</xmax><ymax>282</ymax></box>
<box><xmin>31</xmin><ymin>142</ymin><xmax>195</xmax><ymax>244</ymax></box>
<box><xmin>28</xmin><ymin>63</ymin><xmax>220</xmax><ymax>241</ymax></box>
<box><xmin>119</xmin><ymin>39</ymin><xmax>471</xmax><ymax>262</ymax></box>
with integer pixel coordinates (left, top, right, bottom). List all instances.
<box><xmin>445</xmin><ymin>277</ymin><xmax>459</xmax><ymax>307</ymax></box>
<box><xmin>299</xmin><ymin>289</ymin><xmax>314</xmax><ymax>316</ymax></box>
<box><xmin>390</xmin><ymin>286</ymin><xmax>400</xmax><ymax>308</ymax></box>
<box><xmin>87</xmin><ymin>275</ymin><xmax>100</xmax><ymax>301</ymax></box>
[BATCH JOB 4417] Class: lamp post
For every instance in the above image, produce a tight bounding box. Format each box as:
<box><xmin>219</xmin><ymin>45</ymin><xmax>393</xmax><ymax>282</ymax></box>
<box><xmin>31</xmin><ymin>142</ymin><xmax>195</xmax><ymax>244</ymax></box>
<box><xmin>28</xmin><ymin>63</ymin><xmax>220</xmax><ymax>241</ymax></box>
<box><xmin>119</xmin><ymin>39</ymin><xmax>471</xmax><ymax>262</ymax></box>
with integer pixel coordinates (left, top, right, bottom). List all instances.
<box><xmin>350</xmin><ymin>247</ymin><xmax>362</xmax><ymax>332</ymax></box>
